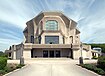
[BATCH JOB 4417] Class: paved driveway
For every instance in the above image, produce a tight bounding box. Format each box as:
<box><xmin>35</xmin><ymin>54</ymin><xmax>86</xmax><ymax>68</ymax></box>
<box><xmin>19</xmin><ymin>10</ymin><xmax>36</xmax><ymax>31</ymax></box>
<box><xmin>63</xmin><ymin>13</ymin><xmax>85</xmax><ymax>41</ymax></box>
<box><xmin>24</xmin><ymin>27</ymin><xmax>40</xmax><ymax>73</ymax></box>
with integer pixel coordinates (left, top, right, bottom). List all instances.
<box><xmin>6</xmin><ymin>58</ymin><xmax>99</xmax><ymax>76</ymax></box>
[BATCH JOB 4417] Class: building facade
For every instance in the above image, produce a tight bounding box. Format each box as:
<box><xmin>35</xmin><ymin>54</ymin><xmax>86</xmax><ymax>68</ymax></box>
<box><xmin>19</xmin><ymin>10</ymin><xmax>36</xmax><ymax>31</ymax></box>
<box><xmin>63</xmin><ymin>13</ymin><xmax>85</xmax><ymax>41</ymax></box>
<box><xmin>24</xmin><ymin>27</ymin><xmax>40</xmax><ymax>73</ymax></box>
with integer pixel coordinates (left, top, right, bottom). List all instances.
<box><xmin>5</xmin><ymin>12</ymin><xmax>95</xmax><ymax>59</ymax></box>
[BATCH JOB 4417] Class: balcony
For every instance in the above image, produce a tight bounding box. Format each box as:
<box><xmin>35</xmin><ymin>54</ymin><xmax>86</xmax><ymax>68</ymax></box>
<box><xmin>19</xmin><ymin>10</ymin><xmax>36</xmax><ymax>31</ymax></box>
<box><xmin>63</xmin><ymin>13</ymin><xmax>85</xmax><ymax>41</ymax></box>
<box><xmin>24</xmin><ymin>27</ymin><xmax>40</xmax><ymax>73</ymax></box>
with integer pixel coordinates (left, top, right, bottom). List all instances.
<box><xmin>24</xmin><ymin>43</ymin><xmax>80</xmax><ymax>50</ymax></box>
<box><xmin>72</xmin><ymin>44</ymin><xmax>80</xmax><ymax>50</ymax></box>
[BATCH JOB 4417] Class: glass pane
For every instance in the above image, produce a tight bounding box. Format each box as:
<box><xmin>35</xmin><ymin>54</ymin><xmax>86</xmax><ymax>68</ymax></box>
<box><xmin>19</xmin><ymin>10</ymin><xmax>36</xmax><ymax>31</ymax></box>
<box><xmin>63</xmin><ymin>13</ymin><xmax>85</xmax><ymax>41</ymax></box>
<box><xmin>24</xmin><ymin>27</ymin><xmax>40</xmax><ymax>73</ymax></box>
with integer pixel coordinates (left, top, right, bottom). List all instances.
<box><xmin>31</xmin><ymin>36</ymin><xmax>34</xmax><ymax>43</ymax></box>
<box><xmin>45</xmin><ymin>36</ymin><xmax>59</xmax><ymax>44</ymax></box>
<box><xmin>43</xmin><ymin>50</ymin><xmax>48</xmax><ymax>57</ymax></box>
<box><xmin>55</xmin><ymin>50</ymin><xmax>60</xmax><ymax>57</ymax></box>
<box><xmin>45</xmin><ymin>20</ymin><xmax>58</xmax><ymax>30</ymax></box>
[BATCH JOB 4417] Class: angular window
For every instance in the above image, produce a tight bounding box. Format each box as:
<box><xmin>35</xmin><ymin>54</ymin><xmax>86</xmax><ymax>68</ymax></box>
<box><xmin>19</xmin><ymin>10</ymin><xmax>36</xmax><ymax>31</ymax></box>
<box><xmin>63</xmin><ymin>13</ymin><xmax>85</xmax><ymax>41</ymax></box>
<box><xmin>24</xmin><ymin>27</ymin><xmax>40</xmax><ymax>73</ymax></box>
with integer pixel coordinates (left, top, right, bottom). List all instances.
<box><xmin>45</xmin><ymin>36</ymin><xmax>59</xmax><ymax>44</ymax></box>
<box><xmin>45</xmin><ymin>20</ymin><xmax>58</xmax><ymax>30</ymax></box>
<box><xmin>9</xmin><ymin>53</ymin><xmax>11</xmax><ymax>57</ymax></box>
<box><xmin>31</xmin><ymin>36</ymin><xmax>34</xmax><ymax>43</ymax></box>
<box><xmin>70</xmin><ymin>36</ymin><xmax>73</xmax><ymax>43</ymax></box>
<box><xmin>63</xmin><ymin>36</ymin><xmax>65</xmax><ymax>44</ymax></box>
<box><xmin>38</xmin><ymin>36</ymin><xmax>41</xmax><ymax>44</ymax></box>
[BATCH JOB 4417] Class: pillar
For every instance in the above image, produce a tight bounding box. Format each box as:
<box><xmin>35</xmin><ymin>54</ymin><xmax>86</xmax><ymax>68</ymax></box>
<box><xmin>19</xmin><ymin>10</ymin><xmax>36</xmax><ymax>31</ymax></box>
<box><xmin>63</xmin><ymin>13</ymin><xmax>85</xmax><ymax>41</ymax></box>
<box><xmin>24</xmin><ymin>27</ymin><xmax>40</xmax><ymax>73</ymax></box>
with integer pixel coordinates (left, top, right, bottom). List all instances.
<box><xmin>13</xmin><ymin>51</ymin><xmax>16</xmax><ymax>59</ymax></box>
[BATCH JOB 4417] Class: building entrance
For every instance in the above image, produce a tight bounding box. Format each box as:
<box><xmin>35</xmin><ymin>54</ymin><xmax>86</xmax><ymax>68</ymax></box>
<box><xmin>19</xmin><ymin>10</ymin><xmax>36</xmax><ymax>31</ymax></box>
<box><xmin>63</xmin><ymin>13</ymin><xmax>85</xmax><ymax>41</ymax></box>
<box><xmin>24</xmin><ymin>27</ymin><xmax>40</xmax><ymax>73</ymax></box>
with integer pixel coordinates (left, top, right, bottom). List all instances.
<box><xmin>43</xmin><ymin>50</ymin><xmax>48</xmax><ymax>57</ymax></box>
<box><xmin>43</xmin><ymin>50</ymin><xmax>61</xmax><ymax>57</ymax></box>
<box><xmin>49</xmin><ymin>50</ymin><xmax>54</xmax><ymax>57</ymax></box>
<box><xmin>55</xmin><ymin>50</ymin><xmax>60</xmax><ymax>57</ymax></box>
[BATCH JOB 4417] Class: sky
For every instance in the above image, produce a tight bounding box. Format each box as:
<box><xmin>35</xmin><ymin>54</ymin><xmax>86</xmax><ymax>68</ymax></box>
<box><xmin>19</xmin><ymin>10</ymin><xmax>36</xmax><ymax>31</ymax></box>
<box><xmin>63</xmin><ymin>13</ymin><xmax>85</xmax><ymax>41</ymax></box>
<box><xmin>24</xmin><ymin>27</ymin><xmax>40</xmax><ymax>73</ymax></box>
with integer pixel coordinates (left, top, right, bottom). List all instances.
<box><xmin>0</xmin><ymin>0</ymin><xmax>105</xmax><ymax>51</ymax></box>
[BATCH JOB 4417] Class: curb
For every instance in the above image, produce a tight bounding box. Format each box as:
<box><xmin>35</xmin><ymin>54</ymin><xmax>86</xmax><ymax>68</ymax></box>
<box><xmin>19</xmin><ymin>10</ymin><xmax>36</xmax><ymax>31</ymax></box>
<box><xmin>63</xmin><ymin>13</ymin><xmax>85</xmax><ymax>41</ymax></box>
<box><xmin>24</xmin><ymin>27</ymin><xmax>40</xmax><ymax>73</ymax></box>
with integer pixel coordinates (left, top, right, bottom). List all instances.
<box><xmin>3</xmin><ymin>64</ymin><xmax>29</xmax><ymax>76</ymax></box>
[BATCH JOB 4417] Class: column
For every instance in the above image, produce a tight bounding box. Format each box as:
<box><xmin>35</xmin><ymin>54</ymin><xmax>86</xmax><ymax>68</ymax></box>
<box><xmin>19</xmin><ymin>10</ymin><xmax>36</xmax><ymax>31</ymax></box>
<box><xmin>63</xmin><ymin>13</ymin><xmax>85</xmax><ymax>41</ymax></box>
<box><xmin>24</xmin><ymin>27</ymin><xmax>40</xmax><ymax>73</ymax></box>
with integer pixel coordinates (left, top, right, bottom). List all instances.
<box><xmin>13</xmin><ymin>51</ymin><xmax>16</xmax><ymax>59</ymax></box>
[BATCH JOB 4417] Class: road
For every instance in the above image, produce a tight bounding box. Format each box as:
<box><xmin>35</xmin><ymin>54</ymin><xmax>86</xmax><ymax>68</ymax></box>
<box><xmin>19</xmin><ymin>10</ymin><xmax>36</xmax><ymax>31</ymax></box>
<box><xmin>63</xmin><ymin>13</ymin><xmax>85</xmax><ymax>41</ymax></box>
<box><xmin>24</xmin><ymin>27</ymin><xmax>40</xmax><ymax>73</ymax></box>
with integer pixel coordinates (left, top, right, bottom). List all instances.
<box><xmin>6</xmin><ymin>58</ymin><xmax>99</xmax><ymax>76</ymax></box>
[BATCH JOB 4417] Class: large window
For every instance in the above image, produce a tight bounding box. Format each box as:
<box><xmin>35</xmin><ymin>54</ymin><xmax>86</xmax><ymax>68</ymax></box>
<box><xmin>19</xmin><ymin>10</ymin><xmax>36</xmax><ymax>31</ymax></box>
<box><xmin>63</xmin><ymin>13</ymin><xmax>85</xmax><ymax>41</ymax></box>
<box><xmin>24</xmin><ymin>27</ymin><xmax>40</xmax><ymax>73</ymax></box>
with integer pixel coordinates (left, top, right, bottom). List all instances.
<box><xmin>30</xmin><ymin>36</ymin><xmax>34</xmax><ymax>43</ymax></box>
<box><xmin>43</xmin><ymin>50</ymin><xmax>48</xmax><ymax>57</ymax></box>
<box><xmin>45</xmin><ymin>20</ymin><xmax>58</xmax><ymax>30</ymax></box>
<box><xmin>38</xmin><ymin>36</ymin><xmax>41</xmax><ymax>44</ymax></box>
<box><xmin>45</xmin><ymin>36</ymin><xmax>59</xmax><ymax>44</ymax></box>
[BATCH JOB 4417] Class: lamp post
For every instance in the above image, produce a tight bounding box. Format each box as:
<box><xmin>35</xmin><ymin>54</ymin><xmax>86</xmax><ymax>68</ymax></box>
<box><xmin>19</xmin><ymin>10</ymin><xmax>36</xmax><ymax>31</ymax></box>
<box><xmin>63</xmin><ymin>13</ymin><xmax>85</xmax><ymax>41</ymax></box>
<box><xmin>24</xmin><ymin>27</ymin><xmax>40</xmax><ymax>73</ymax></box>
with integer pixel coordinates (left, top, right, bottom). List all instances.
<box><xmin>79</xmin><ymin>43</ymin><xmax>83</xmax><ymax>64</ymax></box>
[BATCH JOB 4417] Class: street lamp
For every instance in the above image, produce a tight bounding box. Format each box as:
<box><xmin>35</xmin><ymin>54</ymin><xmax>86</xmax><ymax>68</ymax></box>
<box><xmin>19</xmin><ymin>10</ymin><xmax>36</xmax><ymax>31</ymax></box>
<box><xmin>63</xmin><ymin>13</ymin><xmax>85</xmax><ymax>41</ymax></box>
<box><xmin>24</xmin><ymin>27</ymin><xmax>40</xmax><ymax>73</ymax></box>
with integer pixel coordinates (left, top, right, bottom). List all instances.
<box><xmin>79</xmin><ymin>42</ymin><xmax>83</xmax><ymax>64</ymax></box>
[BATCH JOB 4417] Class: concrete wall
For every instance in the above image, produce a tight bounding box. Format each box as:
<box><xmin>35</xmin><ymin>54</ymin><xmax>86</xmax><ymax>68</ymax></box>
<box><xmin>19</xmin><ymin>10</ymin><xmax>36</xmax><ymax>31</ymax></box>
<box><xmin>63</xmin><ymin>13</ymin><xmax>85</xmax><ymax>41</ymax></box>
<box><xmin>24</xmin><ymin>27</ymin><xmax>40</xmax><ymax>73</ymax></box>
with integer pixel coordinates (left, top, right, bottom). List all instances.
<box><xmin>16</xmin><ymin>49</ymin><xmax>23</xmax><ymax>59</ymax></box>
<box><xmin>73</xmin><ymin>49</ymin><xmax>81</xmax><ymax>59</ymax></box>
<box><xmin>7</xmin><ymin>12</ymin><xmax>93</xmax><ymax>60</ymax></box>
<box><xmin>24</xmin><ymin>12</ymin><xmax>80</xmax><ymax>45</ymax></box>
<box><xmin>16</xmin><ymin>50</ymin><xmax>21</xmax><ymax>59</ymax></box>
<box><xmin>33</xmin><ymin>49</ymin><xmax>43</xmax><ymax>57</ymax></box>
<box><xmin>23</xmin><ymin>49</ymin><xmax>31</xmax><ymax>59</ymax></box>
<box><xmin>61</xmin><ymin>49</ymin><xmax>71</xmax><ymax>57</ymax></box>
<box><xmin>82</xmin><ymin>50</ymin><xmax>87</xmax><ymax>58</ymax></box>
<box><xmin>73</xmin><ymin>49</ymin><xmax>92</xmax><ymax>60</ymax></box>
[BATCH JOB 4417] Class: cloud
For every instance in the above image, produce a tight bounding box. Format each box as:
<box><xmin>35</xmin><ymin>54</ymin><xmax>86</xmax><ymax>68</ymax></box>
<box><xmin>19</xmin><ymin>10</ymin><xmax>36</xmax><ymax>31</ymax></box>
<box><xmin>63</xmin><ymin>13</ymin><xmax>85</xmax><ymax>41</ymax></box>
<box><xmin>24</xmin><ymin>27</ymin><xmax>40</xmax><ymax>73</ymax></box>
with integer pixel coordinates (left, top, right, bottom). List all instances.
<box><xmin>0</xmin><ymin>0</ymin><xmax>39</xmax><ymax>29</ymax></box>
<box><xmin>0</xmin><ymin>0</ymin><xmax>105</xmax><ymax>51</ymax></box>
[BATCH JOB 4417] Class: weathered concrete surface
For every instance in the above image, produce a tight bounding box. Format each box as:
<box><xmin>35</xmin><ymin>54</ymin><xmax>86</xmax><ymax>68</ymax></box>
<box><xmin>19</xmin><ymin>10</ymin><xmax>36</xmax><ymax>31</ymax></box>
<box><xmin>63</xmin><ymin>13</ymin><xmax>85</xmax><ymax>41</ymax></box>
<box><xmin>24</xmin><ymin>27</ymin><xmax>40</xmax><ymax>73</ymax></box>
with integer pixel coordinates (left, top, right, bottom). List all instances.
<box><xmin>6</xmin><ymin>58</ymin><xmax>99</xmax><ymax>76</ymax></box>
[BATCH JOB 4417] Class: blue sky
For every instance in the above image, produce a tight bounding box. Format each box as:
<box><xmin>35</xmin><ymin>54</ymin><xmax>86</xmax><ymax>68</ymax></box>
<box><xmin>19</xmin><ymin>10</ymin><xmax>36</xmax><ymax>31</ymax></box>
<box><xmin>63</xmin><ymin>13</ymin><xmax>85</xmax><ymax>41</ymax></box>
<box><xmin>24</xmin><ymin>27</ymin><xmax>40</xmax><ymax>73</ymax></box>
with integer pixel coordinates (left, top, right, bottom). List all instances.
<box><xmin>0</xmin><ymin>0</ymin><xmax>105</xmax><ymax>51</ymax></box>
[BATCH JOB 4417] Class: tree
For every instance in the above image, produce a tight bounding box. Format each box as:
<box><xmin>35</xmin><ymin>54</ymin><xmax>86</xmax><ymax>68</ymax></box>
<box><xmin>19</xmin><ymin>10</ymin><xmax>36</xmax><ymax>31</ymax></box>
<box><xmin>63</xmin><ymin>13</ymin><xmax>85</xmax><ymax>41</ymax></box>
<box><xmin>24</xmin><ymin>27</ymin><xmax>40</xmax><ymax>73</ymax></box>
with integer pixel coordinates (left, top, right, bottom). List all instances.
<box><xmin>0</xmin><ymin>51</ymin><xmax>7</xmax><ymax>57</ymax></box>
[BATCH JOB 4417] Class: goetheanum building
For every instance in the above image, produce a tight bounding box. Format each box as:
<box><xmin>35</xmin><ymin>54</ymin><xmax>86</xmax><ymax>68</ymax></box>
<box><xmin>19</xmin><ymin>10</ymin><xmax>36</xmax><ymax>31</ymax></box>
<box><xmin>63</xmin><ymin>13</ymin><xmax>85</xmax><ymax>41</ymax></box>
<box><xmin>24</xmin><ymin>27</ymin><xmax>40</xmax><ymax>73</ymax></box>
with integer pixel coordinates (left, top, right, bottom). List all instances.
<box><xmin>5</xmin><ymin>11</ymin><xmax>98</xmax><ymax>59</ymax></box>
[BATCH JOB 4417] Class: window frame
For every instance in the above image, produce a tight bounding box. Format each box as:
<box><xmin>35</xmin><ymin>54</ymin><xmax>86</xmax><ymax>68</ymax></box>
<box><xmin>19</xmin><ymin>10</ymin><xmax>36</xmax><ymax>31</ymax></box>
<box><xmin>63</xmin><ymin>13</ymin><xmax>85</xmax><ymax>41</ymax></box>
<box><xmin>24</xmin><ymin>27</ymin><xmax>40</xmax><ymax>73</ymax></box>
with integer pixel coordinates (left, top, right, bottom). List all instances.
<box><xmin>30</xmin><ymin>35</ymin><xmax>34</xmax><ymax>43</ymax></box>
<box><xmin>45</xmin><ymin>20</ymin><xmax>58</xmax><ymax>31</ymax></box>
<box><xmin>45</xmin><ymin>36</ymin><xmax>59</xmax><ymax>44</ymax></box>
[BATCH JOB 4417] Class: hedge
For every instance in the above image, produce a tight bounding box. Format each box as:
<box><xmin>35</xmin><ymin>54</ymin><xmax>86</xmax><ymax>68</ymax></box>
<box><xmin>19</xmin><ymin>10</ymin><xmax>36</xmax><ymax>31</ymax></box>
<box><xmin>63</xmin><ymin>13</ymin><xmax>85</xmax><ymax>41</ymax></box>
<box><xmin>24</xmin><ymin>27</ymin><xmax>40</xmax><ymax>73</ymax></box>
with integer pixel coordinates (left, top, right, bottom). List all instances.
<box><xmin>16</xmin><ymin>64</ymin><xmax>25</xmax><ymax>69</ymax></box>
<box><xmin>87</xmin><ymin>44</ymin><xmax>105</xmax><ymax>53</ymax></box>
<box><xmin>80</xmin><ymin>64</ymin><xmax>105</xmax><ymax>75</ymax></box>
<box><xmin>97</xmin><ymin>56</ymin><xmax>105</xmax><ymax>70</ymax></box>
<box><xmin>0</xmin><ymin>57</ymin><xmax>7</xmax><ymax>70</ymax></box>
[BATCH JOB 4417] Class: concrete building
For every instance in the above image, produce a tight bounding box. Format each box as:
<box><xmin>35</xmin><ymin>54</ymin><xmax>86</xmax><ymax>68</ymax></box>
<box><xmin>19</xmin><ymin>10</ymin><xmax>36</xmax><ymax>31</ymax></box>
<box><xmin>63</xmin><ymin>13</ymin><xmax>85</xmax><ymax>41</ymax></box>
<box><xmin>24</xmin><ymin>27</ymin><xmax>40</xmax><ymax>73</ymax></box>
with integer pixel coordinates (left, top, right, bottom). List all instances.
<box><xmin>91</xmin><ymin>48</ymin><xmax>102</xmax><ymax>58</ymax></box>
<box><xmin>5</xmin><ymin>11</ymin><xmax>97</xmax><ymax>59</ymax></box>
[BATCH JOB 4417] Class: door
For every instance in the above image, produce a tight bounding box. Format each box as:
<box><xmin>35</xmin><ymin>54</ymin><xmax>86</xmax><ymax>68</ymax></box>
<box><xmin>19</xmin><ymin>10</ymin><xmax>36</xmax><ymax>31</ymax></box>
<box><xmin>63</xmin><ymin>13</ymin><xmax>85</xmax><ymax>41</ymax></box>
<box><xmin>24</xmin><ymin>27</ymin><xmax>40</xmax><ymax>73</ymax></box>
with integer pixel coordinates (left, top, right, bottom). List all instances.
<box><xmin>43</xmin><ymin>50</ymin><xmax>48</xmax><ymax>57</ymax></box>
<box><xmin>49</xmin><ymin>50</ymin><xmax>54</xmax><ymax>57</ymax></box>
<box><xmin>31</xmin><ymin>49</ymin><xmax>33</xmax><ymax>58</ymax></box>
<box><xmin>55</xmin><ymin>50</ymin><xmax>60</xmax><ymax>57</ymax></box>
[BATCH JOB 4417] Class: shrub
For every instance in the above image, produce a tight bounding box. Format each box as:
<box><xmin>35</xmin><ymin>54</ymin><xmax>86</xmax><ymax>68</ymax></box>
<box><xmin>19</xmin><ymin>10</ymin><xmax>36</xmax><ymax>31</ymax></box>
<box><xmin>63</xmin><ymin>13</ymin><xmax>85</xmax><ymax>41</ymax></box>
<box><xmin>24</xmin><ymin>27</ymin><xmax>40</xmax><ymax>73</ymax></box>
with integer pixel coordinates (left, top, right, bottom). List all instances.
<box><xmin>94</xmin><ymin>68</ymin><xmax>105</xmax><ymax>75</ymax></box>
<box><xmin>0</xmin><ymin>70</ymin><xmax>6</xmax><ymax>75</ymax></box>
<box><xmin>0</xmin><ymin>63</ymin><xmax>25</xmax><ymax>75</ymax></box>
<box><xmin>97</xmin><ymin>56</ymin><xmax>105</xmax><ymax>70</ymax></box>
<box><xmin>4</xmin><ymin>63</ymin><xmax>17</xmax><ymax>73</ymax></box>
<box><xmin>0</xmin><ymin>57</ymin><xmax>7</xmax><ymax>70</ymax></box>
<box><xmin>81</xmin><ymin>64</ymin><xmax>96</xmax><ymax>70</ymax></box>
<box><xmin>4</xmin><ymin>66</ymin><xmax>15</xmax><ymax>73</ymax></box>
<box><xmin>80</xmin><ymin>64</ymin><xmax>105</xmax><ymax>75</ymax></box>
<box><xmin>16</xmin><ymin>64</ymin><xmax>25</xmax><ymax>69</ymax></box>
<box><xmin>0</xmin><ymin>51</ymin><xmax>7</xmax><ymax>57</ymax></box>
